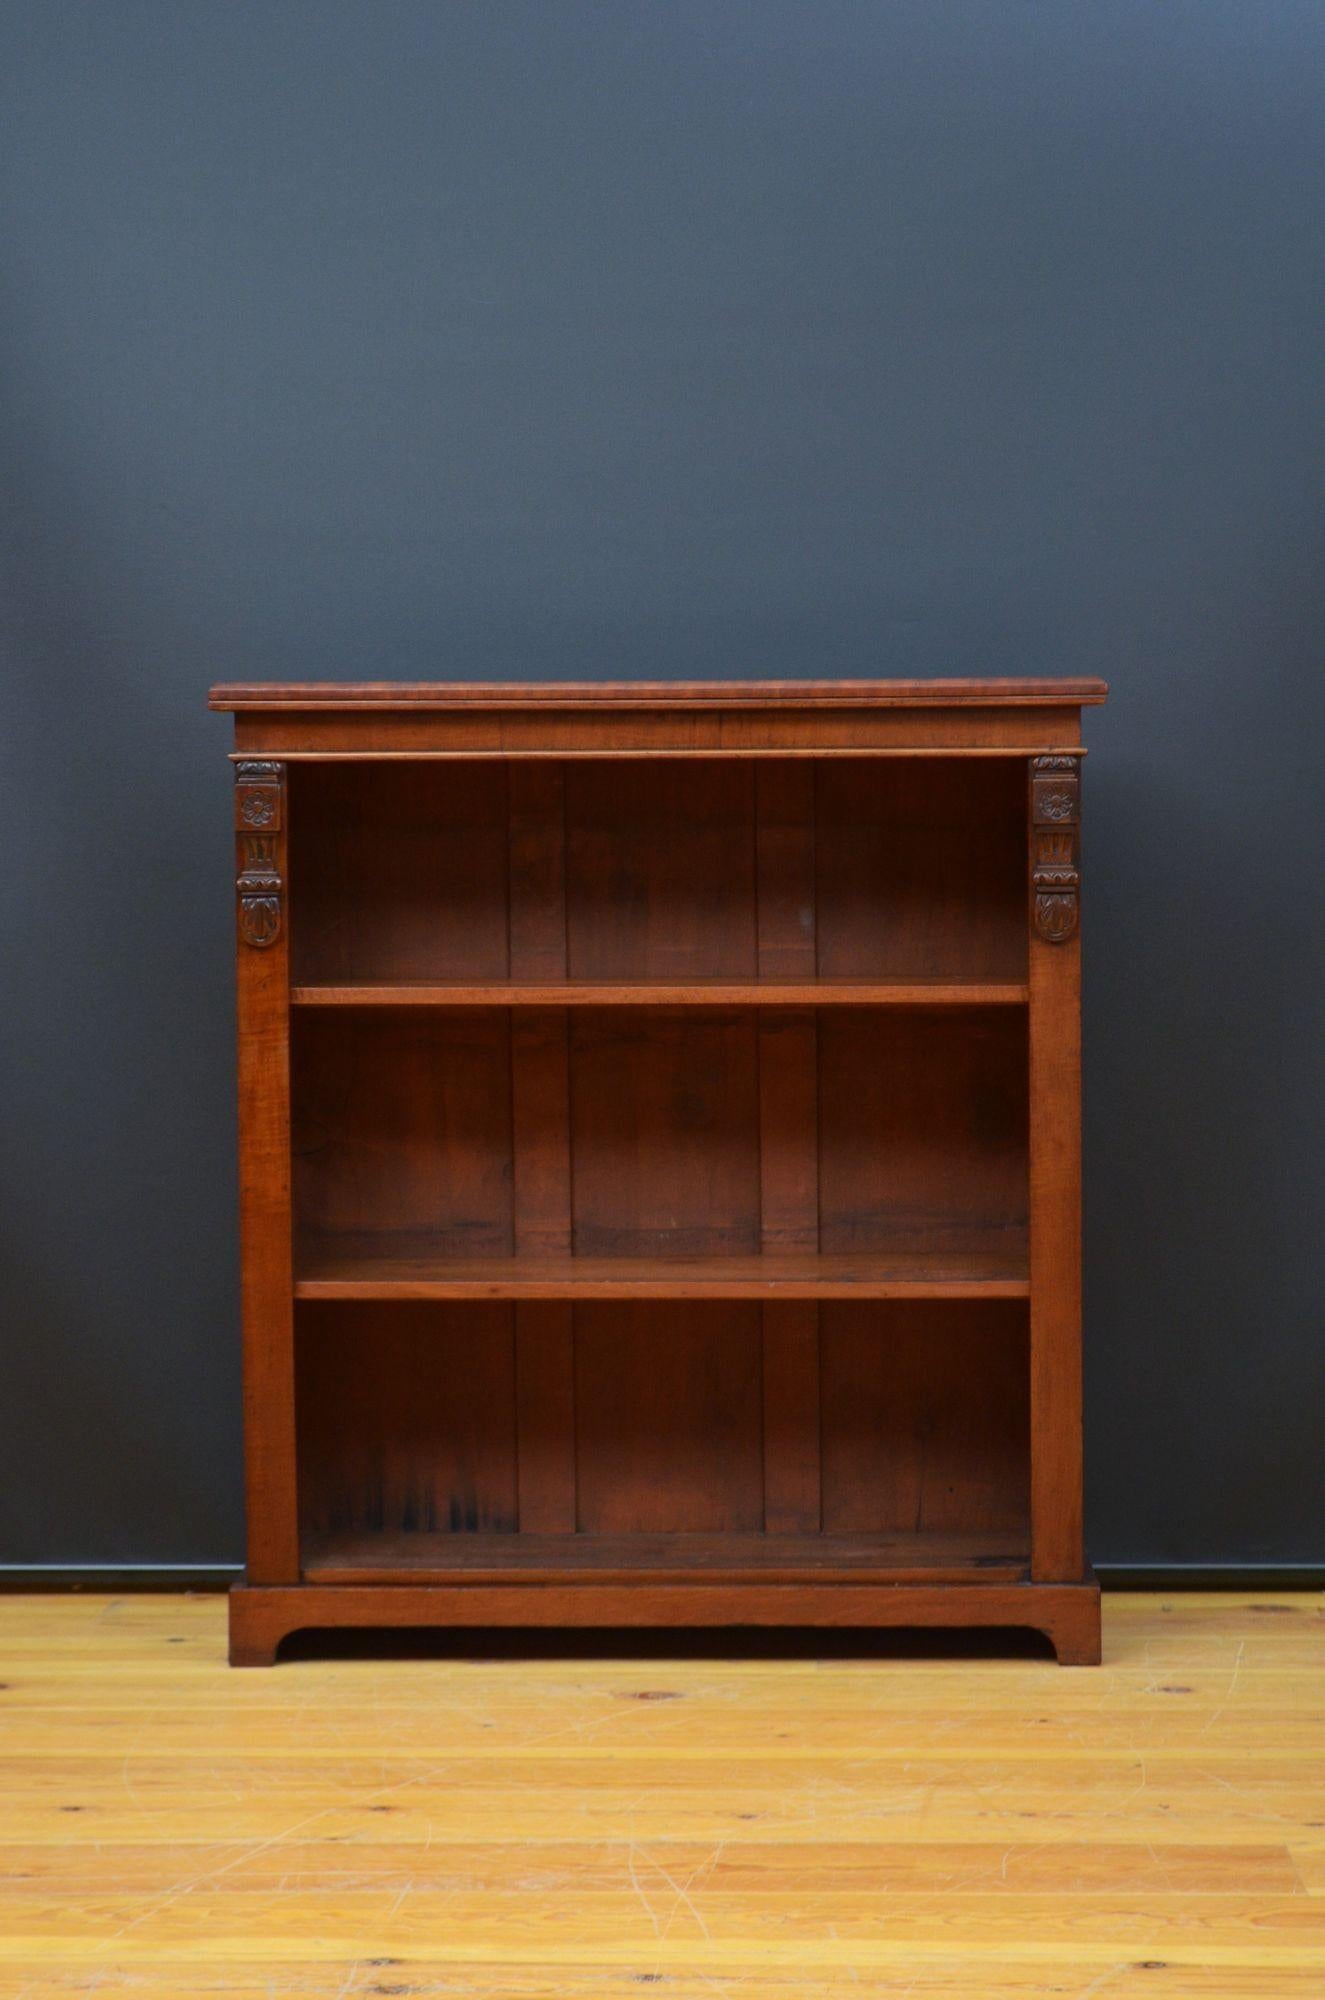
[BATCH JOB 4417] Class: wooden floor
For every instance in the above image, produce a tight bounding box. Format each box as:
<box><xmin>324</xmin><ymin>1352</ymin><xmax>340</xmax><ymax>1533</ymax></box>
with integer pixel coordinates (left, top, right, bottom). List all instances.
<box><xmin>0</xmin><ymin>1593</ymin><xmax>1321</xmax><ymax>1997</ymax></box>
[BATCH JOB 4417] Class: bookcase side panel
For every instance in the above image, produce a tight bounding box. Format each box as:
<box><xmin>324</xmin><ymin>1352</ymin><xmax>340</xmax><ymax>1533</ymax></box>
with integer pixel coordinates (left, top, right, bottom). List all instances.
<box><xmin>234</xmin><ymin>758</ymin><xmax>299</xmax><ymax>1581</ymax></box>
<box><xmin>1028</xmin><ymin>754</ymin><xmax>1086</xmax><ymax>1580</ymax></box>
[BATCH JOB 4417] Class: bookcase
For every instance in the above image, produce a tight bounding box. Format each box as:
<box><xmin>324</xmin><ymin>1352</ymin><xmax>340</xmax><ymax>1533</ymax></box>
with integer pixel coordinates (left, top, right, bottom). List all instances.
<box><xmin>211</xmin><ymin>678</ymin><xmax>1106</xmax><ymax>1665</ymax></box>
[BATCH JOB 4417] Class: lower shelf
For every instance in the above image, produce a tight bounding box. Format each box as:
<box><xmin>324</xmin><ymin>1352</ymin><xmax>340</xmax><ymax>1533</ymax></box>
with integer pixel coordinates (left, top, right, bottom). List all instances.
<box><xmin>301</xmin><ymin>1529</ymin><xmax>1028</xmax><ymax>1586</ymax></box>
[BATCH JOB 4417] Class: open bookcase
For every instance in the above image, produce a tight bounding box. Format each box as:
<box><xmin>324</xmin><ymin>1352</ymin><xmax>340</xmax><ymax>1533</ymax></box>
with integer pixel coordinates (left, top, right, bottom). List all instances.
<box><xmin>211</xmin><ymin>678</ymin><xmax>1106</xmax><ymax>1663</ymax></box>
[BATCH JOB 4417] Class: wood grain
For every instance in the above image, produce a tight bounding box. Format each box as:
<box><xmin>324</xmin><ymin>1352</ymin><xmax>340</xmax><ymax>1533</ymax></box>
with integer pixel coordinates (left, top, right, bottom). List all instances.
<box><xmin>292</xmin><ymin>1240</ymin><xmax>1031</xmax><ymax>1298</ymax></box>
<box><xmin>231</xmin><ymin>706</ymin><xmax>1094</xmax><ymax>757</ymax></box>
<box><xmin>1028</xmin><ymin>760</ymin><xmax>1085</xmax><ymax>1580</ymax></box>
<box><xmin>572</xmin><ymin>1304</ymin><xmax>765</xmax><ymax>1535</ymax></box>
<box><xmin>300</xmin><ymin>1527</ymin><xmax>1023</xmax><ymax>1581</ymax></box>
<box><xmin>234</xmin><ymin>759</ymin><xmax>298</xmax><ymax>1580</ymax></box>
<box><xmin>507</xmin><ymin>761</ymin><xmax>567</xmax><ymax>979</ymax></box>
<box><xmin>212</xmin><ymin>676</ymin><xmax>1111</xmax><ymax>708</ymax></box>
<box><xmin>567</xmin><ymin>1010</ymin><xmax>761</xmax><ymax>1258</ymax></box>
<box><xmin>7</xmin><ymin>1591</ymin><xmax>1321</xmax><ymax>1997</ymax></box>
<box><xmin>229</xmin><ymin>1577</ymin><xmax>1100</xmax><ymax>1654</ymax></box>
<box><xmin>757</xmin><ymin>1011</ymin><xmax>819</xmax><ymax>1253</ymax></box>
<box><xmin>819</xmin><ymin>1301</ymin><xmax>1029</xmax><ymax>1536</ymax></box>
<box><xmin>755</xmin><ymin>760</ymin><xmax>816</xmax><ymax>978</ymax></box>
<box><xmin>292</xmin><ymin>1008</ymin><xmax>514</xmax><ymax>1247</ymax></box>
<box><xmin>565</xmin><ymin>761</ymin><xmax>757</xmax><ymax>980</ymax></box>
<box><xmin>760</xmin><ymin>1301</ymin><xmax>822</xmax><ymax>1532</ymax></box>
<box><xmin>515</xmin><ymin>1301</ymin><xmax>577</xmax><ymax>1533</ymax></box>
<box><xmin>289</xmin><ymin>979</ymin><xmax>1030</xmax><ymax>1004</ymax></box>
<box><xmin>289</xmin><ymin>760</ymin><xmax>510</xmax><ymax>982</ymax></box>
<box><xmin>295</xmin><ymin>1302</ymin><xmax>518</xmax><ymax>1541</ymax></box>
<box><xmin>511</xmin><ymin>1008</ymin><xmax>572</xmax><ymax>1255</ymax></box>
<box><xmin>817</xmin><ymin>1007</ymin><xmax>1028</xmax><ymax>1253</ymax></box>
<box><xmin>816</xmin><ymin>757</ymin><xmax>1028</xmax><ymax>981</ymax></box>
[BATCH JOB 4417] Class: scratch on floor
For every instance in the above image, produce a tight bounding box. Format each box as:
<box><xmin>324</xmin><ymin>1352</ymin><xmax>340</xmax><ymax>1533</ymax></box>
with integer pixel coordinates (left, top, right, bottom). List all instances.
<box><xmin>1201</xmin><ymin>1634</ymin><xmax>1246</xmax><ymax>1734</ymax></box>
<box><xmin>624</xmin><ymin>1829</ymin><xmax>664</xmax><ymax>1939</ymax></box>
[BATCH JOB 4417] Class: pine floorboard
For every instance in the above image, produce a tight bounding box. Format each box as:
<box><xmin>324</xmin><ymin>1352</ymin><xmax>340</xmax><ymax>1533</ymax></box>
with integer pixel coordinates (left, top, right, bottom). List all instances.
<box><xmin>0</xmin><ymin>1591</ymin><xmax>1321</xmax><ymax>1997</ymax></box>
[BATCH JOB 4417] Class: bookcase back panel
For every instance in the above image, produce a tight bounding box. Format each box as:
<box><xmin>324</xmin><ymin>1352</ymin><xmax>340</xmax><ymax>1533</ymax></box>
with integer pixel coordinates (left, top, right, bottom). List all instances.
<box><xmin>297</xmin><ymin>1302</ymin><xmax>518</xmax><ymax>1536</ymax></box>
<box><xmin>292</xmin><ymin>1009</ymin><xmax>514</xmax><ymax>1247</ymax></box>
<box><xmin>565</xmin><ymin>763</ymin><xmax>758</xmax><ymax>979</ymax></box>
<box><xmin>815</xmin><ymin>759</ymin><xmax>1027</xmax><ymax>981</ymax></box>
<box><xmin>569</xmin><ymin>1011</ymin><xmax>761</xmax><ymax>1257</ymax></box>
<box><xmin>818</xmin><ymin>1008</ymin><xmax>1028</xmax><ymax>1250</ymax></box>
<box><xmin>293</xmin><ymin>1299</ymin><xmax>1027</xmax><ymax>1552</ymax></box>
<box><xmin>573</xmin><ymin>1303</ymin><xmax>765</xmax><ymax>1532</ymax></box>
<box><xmin>291</xmin><ymin>1005</ymin><xmax>1025</xmax><ymax>1260</ymax></box>
<box><xmin>287</xmin><ymin>756</ymin><xmax>1027</xmax><ymax>987</ymax></box>
<box><xmin>819</xmin><ymin>1301</ymin><xmax>1029</xmax><ymax>1534</ymax></box>
<box><xmin>290</xmin><ymin>763</ymin><xmax>510</xmax><ymax>982</ymax></box>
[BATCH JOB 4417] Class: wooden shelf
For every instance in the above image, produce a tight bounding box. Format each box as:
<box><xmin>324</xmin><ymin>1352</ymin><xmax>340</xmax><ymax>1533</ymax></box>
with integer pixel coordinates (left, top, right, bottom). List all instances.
<box><xmin>302</xmin><ymin>1529</ymin><xmax>1029</xmax><ymax>1586</ymax></box>
<box><xmin>290</xmin><ymin>979</ymin><xmax>1029</xmax><ymax>1007</ymax></box>
<box><xmin>294</xmin><ymin>1236</ymin><xmax>1030</xmax><ymax>1300</ymax></box>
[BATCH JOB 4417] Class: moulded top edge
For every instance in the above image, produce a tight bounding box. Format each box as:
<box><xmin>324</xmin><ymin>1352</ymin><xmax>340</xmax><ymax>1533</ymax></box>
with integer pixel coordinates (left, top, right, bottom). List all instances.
<box><xmin>209</xmin><ymin>676</ymin><xmax>1108</xmax><ymax>712</ymax></box>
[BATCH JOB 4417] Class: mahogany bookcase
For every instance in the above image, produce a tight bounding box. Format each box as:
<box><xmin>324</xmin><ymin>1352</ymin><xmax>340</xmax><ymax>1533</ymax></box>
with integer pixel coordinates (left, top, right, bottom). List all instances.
<box><xmin>210</xmin><ymin>678</ymin><xmax>1106</xmax><ymax>1665</ymax></box>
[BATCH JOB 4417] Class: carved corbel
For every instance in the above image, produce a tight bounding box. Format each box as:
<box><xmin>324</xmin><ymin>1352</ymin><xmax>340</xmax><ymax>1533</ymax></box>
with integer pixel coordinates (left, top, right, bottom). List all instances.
<box><xmin>1030</xmin><ymin>755</ymin><xmax>1080</xmax><ymax>944</ymax></box>
<box><xmin>235</xmin><ymin>761</ymin><xmax>284</xmax><ymax>948</ymax></box>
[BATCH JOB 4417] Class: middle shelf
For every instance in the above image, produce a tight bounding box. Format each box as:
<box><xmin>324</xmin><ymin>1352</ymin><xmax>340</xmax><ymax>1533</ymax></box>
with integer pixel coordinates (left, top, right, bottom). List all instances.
<box><xmin>294</xmin><ymin>1234</ymin><xmax>1030</xmax><ymax>1299</ymax></box>
<box><xmin>291</xmin><ymin>980</ymin><xmax>1029</xmax><ymax>1007</ymax></box>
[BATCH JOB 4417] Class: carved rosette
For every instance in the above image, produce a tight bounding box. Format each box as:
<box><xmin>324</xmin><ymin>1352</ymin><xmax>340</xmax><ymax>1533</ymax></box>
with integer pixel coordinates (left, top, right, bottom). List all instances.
<box><xmin>1030</xmin><ymin>754</ymin><xmax>1080</xmax><ymax>944</ymax></box>
<box><xmin>235</xmin><ymin>761</ymin><xmax>284</xmax><ymax>948</ymax></box>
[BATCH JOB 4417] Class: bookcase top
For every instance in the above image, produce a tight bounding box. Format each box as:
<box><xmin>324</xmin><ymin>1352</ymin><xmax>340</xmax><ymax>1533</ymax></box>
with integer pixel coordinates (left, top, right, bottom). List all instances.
<box><xmin>210</xmin><ymin>677</ymin><xmax>1107</xmax><ymax>712</ymax></box>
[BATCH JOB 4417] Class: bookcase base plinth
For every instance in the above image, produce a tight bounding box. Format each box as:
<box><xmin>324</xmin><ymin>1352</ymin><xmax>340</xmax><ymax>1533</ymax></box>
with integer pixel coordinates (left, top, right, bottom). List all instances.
<box><xmin>228</xmin><ymin>1574</ymin><xmax>1101</xmax><ymax>1667</ymax></box>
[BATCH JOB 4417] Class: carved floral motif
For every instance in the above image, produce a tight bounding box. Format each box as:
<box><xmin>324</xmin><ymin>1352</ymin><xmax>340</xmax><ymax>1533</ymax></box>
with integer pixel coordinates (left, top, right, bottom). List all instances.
<box><xmin>235</xmin><ymin>760</ymin><xmax>282</xmax><ymax>836</ymax></box>
<box><xmin>235</xmin><ymin>768</ymin><xmax>284</xmax><ymax>947</ymax></box>
<box><xmin>1031</xmin><ymin>755</ymin><xmax>1081</xmax><ymax>944</ymax></box>
<box><xmin>240</xmin><ymin>791</ymin><xmax>277</xmax><ymax>828</ymax></box>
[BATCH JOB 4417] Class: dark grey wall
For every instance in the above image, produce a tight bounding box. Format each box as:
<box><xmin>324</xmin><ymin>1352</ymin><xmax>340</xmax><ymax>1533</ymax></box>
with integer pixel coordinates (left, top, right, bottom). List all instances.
<box><xmin>3</xmin><ymin>2</ymin><xmax>1321</xmax><ymax>1566</ymax></box>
